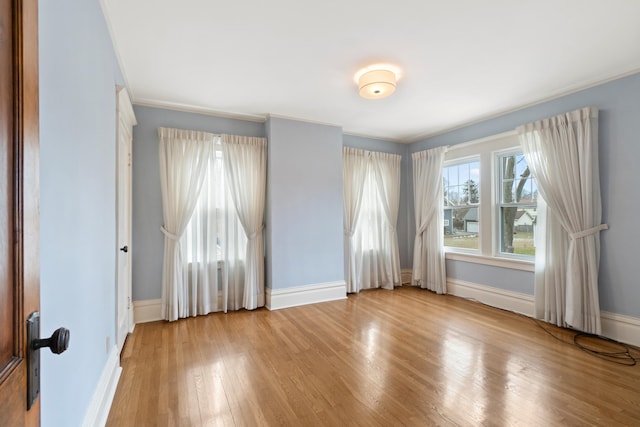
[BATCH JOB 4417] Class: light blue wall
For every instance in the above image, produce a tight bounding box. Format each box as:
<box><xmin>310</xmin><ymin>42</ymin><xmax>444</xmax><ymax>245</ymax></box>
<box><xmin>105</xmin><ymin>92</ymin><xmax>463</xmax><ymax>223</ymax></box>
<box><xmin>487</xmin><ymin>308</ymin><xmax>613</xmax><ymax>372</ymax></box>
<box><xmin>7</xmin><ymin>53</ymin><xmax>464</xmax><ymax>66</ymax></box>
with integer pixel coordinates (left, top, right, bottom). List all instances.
<box><xmin>409</xmin><ymin>72</ymin><xmax>640</xmax><ymax>318</ymax></box>
<box><xmin>445</xmin><ymin>261</ymin><xmax>533</xmax><ymax>295</ymax></box>
<box><xmin>131</xmin><ymin>106</ymin><xmax>265</xmax><ymax>300</ymax></box>
<box><xmin>266</xmin><ymin>117</ymin><xmax>344</xmax><ymax>289</ymax></box>
<box><xmin>342</xmin><ymin>135</ymin><xmax>412</xmax><ymax>269</ymax></box>
<box><xmin>39</xmin><ymin>0</ymin><xmax>124</xmax><ymax>425</ymax></box>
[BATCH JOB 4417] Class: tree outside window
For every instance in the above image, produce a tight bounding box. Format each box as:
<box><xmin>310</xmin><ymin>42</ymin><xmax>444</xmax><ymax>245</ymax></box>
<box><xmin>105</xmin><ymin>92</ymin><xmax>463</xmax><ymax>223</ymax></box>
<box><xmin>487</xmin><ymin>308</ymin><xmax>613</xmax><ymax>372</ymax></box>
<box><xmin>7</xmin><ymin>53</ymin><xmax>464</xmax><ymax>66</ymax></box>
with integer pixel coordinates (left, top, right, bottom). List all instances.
<box><xmin>499</xmin><ymin>152</ymin><xmax>537</xmax><ymax>256</ymax></box>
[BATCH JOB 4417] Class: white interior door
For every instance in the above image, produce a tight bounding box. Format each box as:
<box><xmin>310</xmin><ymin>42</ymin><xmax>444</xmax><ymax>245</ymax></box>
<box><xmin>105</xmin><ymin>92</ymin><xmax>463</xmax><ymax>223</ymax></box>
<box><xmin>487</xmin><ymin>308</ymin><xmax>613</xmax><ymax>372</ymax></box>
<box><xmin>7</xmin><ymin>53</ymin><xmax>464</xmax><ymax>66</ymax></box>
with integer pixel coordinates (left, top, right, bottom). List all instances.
<box><xmin>116</xmin><ymin>87</ymin><xmax>136</xmax><ymax>354</ymax></box>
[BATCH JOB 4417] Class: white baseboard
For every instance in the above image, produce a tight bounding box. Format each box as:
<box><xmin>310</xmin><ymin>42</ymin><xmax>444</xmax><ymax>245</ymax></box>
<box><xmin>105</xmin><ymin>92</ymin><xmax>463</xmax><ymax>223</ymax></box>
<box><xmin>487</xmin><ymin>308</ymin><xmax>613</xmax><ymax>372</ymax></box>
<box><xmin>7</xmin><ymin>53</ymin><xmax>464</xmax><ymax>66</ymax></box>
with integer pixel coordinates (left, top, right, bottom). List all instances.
<box><xmin>133</xmin><ymin>298</ymin><xmax>162</xmax><ymax>324</ymax></box>
<box><xmin>601</xmin><ymin>311</ymin><xmax>640</xmax><ymax>348</ymax></box>
<box><xmin>81</xmin><ymin>345</ymin><xmax>122</xmax><ymax>427</ymax></box>
<box><xmin>132</xmin><ymin>280</ymin><xmax>640</xmax><ymax>347</ymax></box>
<box><xmin>447</xmin><ymin>278</ymin><xmax>535</xmax><ymax>317</ymax></box>
<box><xmin>133</xmin><ymin>282</ymin><xmax>349</xmax><ymax>319</ymax></box>
<box><xmin>266</xmin><ymin>281</ymin><xmax>347</xmax><ymax>311</ymax></box>
<box><xmin>446</xmin><ymin>278</ymin><xmax>640</xmax><ymax>347</ymax></box>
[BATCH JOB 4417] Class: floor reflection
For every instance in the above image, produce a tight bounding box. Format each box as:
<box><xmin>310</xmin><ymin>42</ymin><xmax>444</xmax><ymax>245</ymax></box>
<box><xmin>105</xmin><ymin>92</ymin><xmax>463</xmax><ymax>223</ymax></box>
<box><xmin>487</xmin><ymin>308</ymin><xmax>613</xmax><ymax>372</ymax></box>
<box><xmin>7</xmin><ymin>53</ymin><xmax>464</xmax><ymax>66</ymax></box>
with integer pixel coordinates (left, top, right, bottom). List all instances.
<box><xmin>440</xmin><ymin>331</ymin><xmax>488</xmax><ymax>423</ymax></box>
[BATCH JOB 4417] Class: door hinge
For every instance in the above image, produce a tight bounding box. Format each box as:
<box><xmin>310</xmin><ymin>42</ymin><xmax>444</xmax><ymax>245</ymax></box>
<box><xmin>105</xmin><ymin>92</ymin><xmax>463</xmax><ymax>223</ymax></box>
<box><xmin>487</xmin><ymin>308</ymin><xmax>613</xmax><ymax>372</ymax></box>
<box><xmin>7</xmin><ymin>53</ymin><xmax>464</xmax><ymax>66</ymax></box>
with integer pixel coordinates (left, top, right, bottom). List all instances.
<box><xmin>128</xmin><ymin>296</ymin><xmax>131</xmax><ymax>310</ymax></box>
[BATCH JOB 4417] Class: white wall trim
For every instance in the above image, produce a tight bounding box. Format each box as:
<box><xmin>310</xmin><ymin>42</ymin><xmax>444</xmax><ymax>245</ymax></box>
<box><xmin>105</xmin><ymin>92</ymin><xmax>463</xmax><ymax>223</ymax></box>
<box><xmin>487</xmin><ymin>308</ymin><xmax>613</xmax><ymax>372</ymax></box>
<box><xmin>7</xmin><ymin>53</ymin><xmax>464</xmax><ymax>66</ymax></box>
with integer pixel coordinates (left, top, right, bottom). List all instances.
<box><xmin>133</xmin><ymin>98</ymin><xmax>266</xmax><ymax>122</ymax></box>
<box><xmin>601</xmin><ymin>311</ymin><xmax>640</xmax><ymax>348</ymax></box>
<box><xmin>81</xmin><ymin>345</ymin><xmax>122</xmax><ymax>427</ymax></box>
<box><xmin>446</xmin><ymin>278</ymin><xmax>640</xmax><ymax>347</ymax></box>
<box><xmin>134</xmin><ymin>282</ymin><xmax>349</xmax><ymax>321</ymax></box>
<box><xmin>266</xmin><ymin>113</ymin><xmax>341</xmax><ymax>130</ymax></box>
<box><xmin>266</xmin><ymin>281</ymin><xmax>347</xmax><ymax>311</ymax></box>
<box><xmin>447</xmin><ymin>278</ymin><xmax>535</xmax><ymax>317</ymax></box>
<box><xmin>133</xmin><ymin>298</ymin><xmax>162</xmax><ymax>324</ymax></box>
<box><xmin>404</xmin><ymin>67</ymin><xmax>640</xmax><ymax>143</ymax></box>
<box><xmin>132</xmin><ymin>280</ymin><xmax>640</xmax><ymax>346</ymax></box>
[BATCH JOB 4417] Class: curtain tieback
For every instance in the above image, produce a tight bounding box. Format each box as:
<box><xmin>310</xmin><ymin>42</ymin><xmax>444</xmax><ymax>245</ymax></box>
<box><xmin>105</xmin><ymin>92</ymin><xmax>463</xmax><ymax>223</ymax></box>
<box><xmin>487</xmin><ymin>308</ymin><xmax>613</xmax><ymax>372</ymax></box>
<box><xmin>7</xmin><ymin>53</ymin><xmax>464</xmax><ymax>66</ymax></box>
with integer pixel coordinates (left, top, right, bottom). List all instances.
<box><xmin>343</xmin><ymin>229</ymin><xmax>354</xmax><ymax>238</ymax></box>
<box><xmin>569</xmin><ymin>223</ymin><xmax>608</xmax><ymax>240</ymax></box>
<box><xmin>161</xmin><ymin>226</ymin><xmax>179</xmax><ymax>241</ymax></box>
<box><xmin>248</xmin><ymin>224</ymin><xmax>264</xmax><ymax>240</ymax></box>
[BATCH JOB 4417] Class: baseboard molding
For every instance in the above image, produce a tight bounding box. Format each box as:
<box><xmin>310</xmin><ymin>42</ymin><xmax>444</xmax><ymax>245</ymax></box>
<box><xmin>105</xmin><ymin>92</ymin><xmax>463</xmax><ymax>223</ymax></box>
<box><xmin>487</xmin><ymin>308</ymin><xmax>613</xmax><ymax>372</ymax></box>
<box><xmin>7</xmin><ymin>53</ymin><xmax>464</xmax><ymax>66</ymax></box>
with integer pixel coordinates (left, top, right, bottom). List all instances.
<box><xmin>133</xmin><ymin>298</ymin><xmax>162</xmax><ymax>324</ymax></box>
<box><xmin>134</xmin><ymin>282</ymin><xmax>349</xmax><ymax>318</ymax></box>
<box><xmin>446</xmin><ymin>278</ymin><xmax>640</xmax><ymax>347</ymax></box>
<box><xmin>447</xmin><ymin>278</ymin><xmax>535</xmax><ymax>317</ymax></box>
<box><xmin>266</xmin><ymin>281</ymin><xmax>347</xmax><ymax>310</ymax></box>
<box><xmin>132</xmin><ymin>280</ymin><xmax>640</xmax><ymax>346</ymax></box>
<box><xmin>601</xmin><ymin>311</ymin><xmax>640</xmax><ymax>348</ymax></box>
<box><xmin>81</xmin><ymin>345</ymin><xmax>122</xmax><ymax>427</ymax></box>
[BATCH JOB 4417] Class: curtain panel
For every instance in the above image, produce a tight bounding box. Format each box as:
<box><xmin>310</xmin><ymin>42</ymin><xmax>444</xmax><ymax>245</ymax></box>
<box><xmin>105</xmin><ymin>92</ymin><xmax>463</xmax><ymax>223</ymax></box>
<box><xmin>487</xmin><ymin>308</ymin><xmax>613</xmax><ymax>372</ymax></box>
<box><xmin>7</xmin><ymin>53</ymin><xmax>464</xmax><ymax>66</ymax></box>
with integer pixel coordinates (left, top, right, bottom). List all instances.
<box><xmin>342</xmin><ymin>147</ymin><xmax>402</xmax><ymax>293</ymax></box>
<box><xmin>342</xmin><ymin>147</ymin><xmax>368</xmax><ymax>292</ymax></box>
<box><xmin>221</xmin><ymin>135</ymin><xmax>267</xmax><ymax>310</ymax></box>
<box><xmin>412</xmin><ymin>146</ymin><xmax>447</xmax><ymax>294</ymax></box>
<box><xmin>159</xmin><ymin>128</ymin><xmax>267</xmax><ymax>321</ymax></box>
<box><xmin>158</xmin><ymin>128</ymin><xmax>215</xmax><ymax>321</ymax></box>
<box><xmin>517</xmin><ymin>107</ymin><xmax>607</xmax><ymax>334</ymax></box>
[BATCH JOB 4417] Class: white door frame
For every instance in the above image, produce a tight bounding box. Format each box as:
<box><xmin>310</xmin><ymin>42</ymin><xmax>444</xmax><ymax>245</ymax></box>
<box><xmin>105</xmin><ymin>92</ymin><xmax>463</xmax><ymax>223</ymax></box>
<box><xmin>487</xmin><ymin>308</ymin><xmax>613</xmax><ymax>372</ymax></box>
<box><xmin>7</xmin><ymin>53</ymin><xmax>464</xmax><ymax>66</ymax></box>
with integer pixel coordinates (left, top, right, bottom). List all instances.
<box><xmin>116</xmin><ymin>86</ymin><xmax>136</xmax><ymax>354</ymax></box>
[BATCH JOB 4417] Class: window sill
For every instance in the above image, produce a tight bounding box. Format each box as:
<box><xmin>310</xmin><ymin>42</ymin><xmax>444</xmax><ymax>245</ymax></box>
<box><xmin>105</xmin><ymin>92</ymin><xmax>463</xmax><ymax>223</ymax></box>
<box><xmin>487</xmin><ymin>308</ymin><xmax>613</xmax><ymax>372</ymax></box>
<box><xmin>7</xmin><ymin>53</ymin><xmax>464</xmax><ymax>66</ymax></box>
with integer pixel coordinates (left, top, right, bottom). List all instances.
<box><xmin>444</xmin><ymin>251</ymin><xmax>534</xmax><ymax>272</ymax></box>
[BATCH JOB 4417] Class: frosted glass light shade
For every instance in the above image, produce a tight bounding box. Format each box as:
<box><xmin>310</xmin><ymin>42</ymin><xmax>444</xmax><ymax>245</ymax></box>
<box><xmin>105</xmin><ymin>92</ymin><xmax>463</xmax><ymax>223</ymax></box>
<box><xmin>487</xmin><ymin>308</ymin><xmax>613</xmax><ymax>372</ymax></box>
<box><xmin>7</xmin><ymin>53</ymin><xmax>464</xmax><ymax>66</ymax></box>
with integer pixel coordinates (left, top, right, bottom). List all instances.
<box><xmin>358</xmin><ymin>69</ymin><xmax>396</xmax><ymax>99</ymax></box>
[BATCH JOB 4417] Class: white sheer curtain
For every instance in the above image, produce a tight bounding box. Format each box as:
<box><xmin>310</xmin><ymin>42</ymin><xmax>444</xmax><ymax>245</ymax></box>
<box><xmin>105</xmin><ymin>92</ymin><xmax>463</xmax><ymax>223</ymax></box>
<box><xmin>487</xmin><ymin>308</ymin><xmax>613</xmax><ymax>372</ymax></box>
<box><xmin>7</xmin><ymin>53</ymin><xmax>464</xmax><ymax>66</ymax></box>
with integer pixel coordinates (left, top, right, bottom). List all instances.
<box><xmin>343</xmin><ymin>147</ymin><xmax>368</xmax><ymax>292</ymax></box>
<box><xmin>158</xmin><ymin>128</ymin><xmax>214</xmax><ymax>321</ymax></box>
<box><xmin>182</xmin><ymin>141</ymin><xmax>247</xmax><ymax>315</ymax></box>
<box><xmin>343</xmin><ymin>148</ymin><xmax>402</xmax><ymax>293</ymax></box>
<box><xmin>221</xmin><ymin>135</ymin><xmax>267</xmax><ymax>310</ymax></box>
<box><xmin>517</xmin><ymin>107</ymin><xmax>607</xmax><ymax>334</ymax></box>
<box><xmin>159</xmin><ymin>128</ymin><xmax>267</xmax><ymax>321</ymax></box>
<box><xmin>369</xmin><ymin>151</ymin><xmax>402</xmax><ymax>288</ymax></box>
<box><xmin>412</xmin><ymin>146</ymin><xmax>447</xmax><ymax>294</ymax></box>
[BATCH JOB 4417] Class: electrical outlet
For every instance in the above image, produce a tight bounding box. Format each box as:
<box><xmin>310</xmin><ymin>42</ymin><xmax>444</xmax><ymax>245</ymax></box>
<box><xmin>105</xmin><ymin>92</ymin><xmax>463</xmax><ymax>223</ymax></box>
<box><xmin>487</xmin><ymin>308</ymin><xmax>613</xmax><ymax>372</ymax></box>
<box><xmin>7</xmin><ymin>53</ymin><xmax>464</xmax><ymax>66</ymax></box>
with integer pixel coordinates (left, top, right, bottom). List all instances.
<box><xmin>106</xmin><ymin>336</ymin><xmax>110</xmax><ymax>353</ymax></box>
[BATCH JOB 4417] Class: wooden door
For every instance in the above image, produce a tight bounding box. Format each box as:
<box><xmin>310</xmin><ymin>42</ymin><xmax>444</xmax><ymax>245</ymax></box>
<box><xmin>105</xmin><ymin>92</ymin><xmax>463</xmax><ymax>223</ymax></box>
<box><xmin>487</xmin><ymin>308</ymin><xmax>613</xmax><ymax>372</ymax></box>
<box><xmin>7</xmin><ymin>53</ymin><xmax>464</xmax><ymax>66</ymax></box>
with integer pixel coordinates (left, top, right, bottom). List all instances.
<box><xmin>116</xmin><ymin>87</ymin><xmax>135</xmax><ymax>353</ymax></box>
<box><xmin>0</xmin><ymin>0</ymin><xmax>40</xmax><ymax>425</ymax></box>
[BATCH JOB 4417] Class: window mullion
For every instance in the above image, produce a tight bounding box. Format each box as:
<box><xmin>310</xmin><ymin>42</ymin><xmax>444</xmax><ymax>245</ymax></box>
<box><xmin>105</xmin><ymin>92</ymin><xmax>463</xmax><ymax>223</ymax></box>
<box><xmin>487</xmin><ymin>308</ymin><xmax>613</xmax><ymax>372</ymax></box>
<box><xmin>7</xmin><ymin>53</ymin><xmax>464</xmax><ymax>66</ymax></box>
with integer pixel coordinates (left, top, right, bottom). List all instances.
<box><xmin>479</xmin><ymin>150</ymin><xmax>492</xmax><ymax>257</ymax></box>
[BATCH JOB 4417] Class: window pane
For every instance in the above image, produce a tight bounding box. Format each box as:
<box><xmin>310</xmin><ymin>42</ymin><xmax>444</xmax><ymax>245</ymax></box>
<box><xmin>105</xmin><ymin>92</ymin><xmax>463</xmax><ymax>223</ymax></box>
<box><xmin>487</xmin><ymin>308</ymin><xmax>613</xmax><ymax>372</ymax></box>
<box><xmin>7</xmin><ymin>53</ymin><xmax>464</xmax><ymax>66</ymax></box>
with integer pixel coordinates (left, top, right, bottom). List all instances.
<box><xmin>500</xmin><ymin>207</ymin><xmax>536</xmax><ymax>255</ymax></box>
<box><xmin>444</xmin><ymin>207</ymin><xmax>479</xmax><ymax>250</ymax></box>
<box><xmin>444</xmin><ymin>159</ymin><xmax>480</xmax><ymax>251</ymax></box>
<box><xmin>499</xmin><ymin>152</ymin><xmax>536</xmax><ymax>257</ymax></box>
<box><xmin>444</xmin><ymin>161</ymin><xmax>480</xmax><ymax>207</ymax></box>
<box><xmin>469</xmin><ymin>162</ymin><xmax>480</xmax><ymax>185</ymax></box>
<box><xmin>459</xmin><ymin>164</ymin><xmax>467</xmax><ymax>184</ymax></box>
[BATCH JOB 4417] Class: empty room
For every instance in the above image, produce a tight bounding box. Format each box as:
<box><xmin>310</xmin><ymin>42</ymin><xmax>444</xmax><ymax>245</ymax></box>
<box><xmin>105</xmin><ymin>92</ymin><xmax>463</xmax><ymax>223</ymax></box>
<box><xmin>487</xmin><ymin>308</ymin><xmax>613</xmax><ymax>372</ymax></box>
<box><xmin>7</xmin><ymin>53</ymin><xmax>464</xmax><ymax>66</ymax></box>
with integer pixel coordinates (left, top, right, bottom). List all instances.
<box><xmin>2</xmin><ymin>0</ymin><xmax>640</xmax><ymax>426</ymax></box>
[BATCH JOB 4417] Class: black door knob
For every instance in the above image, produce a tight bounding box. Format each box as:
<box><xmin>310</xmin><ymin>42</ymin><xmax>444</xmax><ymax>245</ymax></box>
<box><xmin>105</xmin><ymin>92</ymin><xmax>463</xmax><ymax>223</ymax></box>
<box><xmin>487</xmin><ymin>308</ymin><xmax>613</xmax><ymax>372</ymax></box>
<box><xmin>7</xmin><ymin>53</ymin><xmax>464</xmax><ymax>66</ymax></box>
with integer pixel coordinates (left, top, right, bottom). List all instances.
<box><xmin>33</xmin><ymin>327</ymin><xmax>70</xmax><ymax>354</ymax></box>
<box><xmin>120</xmin><ymin>245</ymin><xmax>128</xmax><ymax>253</ymax></box>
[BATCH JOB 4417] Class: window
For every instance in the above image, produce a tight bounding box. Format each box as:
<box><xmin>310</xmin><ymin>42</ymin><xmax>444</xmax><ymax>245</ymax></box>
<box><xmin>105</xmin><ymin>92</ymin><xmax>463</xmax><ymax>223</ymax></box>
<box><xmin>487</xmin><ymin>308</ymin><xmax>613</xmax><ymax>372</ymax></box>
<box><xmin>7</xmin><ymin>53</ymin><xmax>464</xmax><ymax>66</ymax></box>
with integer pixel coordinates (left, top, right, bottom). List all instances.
<box><xmin>183</xmin><ymin>147</ymin><xmax>246</xmax><ymax>266</ymax></box>
<box><xmin>498</xmin><ymin>152</ymin><xmax>537</xmax><ymax>257</ymax></box>
<box><xmin>443</xmin><ymin>159</ymin><xmax>480</xmax><ymax>250</ymax></box>
<box><xmin>443</xmin><ymin>132</ymin><xmax>537</xmax><ymax>269</ymax></box>
<box><xmin>357</xmin><ymin>170</ymin><xmax>384</xmax><ymax>251</ymax></box>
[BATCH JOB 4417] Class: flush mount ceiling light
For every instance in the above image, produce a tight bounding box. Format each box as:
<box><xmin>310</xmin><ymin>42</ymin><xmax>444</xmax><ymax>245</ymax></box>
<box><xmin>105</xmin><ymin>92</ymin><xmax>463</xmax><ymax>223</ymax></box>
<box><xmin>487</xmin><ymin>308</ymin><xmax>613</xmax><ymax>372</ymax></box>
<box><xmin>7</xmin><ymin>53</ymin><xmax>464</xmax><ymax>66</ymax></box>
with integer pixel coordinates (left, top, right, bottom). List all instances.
<box><xmin>357</xmin><ymin>68</ymin><xmax>397</xmax><ymax>99</ymax></box>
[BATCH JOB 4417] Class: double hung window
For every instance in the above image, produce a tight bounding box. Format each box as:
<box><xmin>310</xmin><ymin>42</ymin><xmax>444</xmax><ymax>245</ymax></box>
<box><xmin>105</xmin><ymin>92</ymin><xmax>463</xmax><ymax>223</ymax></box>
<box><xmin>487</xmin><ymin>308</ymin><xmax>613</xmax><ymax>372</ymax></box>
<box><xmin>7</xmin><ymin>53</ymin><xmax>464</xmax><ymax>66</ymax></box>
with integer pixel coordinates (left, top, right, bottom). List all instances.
<box><xmin>442</xmin><ymin>133</ymin><xmax>537</xmax><ymax>268</ymax></box>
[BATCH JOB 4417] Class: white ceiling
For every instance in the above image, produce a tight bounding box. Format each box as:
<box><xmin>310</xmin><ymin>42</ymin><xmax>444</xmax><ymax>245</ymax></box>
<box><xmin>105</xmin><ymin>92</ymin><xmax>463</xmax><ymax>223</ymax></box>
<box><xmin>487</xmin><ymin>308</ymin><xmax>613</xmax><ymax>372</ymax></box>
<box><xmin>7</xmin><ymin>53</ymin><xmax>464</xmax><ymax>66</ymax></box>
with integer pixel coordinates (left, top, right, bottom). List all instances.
<box><xmin>101</xmin><ymin>0</ymin><xmax>640</xmax><ymax>142</ymax></box>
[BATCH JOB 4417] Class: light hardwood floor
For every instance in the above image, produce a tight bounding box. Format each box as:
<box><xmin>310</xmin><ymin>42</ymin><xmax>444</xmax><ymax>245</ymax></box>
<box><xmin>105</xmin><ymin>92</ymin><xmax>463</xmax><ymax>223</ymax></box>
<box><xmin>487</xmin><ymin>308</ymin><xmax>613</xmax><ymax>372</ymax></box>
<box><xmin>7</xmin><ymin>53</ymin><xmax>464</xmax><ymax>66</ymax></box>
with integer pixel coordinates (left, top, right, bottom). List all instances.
<box><xmin>106</xmin><ymin>286</ymin><xmax>640</xmax><ymax>426</ymax></box>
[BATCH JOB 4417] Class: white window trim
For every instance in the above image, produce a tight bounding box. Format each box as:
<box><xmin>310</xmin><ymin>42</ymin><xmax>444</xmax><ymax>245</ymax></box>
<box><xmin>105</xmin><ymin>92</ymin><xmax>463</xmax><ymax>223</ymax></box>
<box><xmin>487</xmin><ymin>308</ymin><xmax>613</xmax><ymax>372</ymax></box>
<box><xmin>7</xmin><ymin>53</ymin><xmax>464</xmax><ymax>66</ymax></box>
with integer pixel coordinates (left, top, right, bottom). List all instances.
<box><xmin>443</xmin><ymin>130</ymin><xmax>534</xmax><ymax>271</ymax></box>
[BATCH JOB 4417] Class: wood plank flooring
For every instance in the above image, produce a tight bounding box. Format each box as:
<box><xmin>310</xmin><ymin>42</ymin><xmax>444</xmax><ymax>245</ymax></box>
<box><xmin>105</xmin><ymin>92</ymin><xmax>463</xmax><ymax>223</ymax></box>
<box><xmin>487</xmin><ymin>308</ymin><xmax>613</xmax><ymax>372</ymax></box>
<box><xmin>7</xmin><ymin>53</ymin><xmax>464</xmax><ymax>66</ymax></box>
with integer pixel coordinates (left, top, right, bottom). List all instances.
<box><xmin>106</xmin><ymin>286</ymin><xmax>640</xmax><ymax>426</ymax></box>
